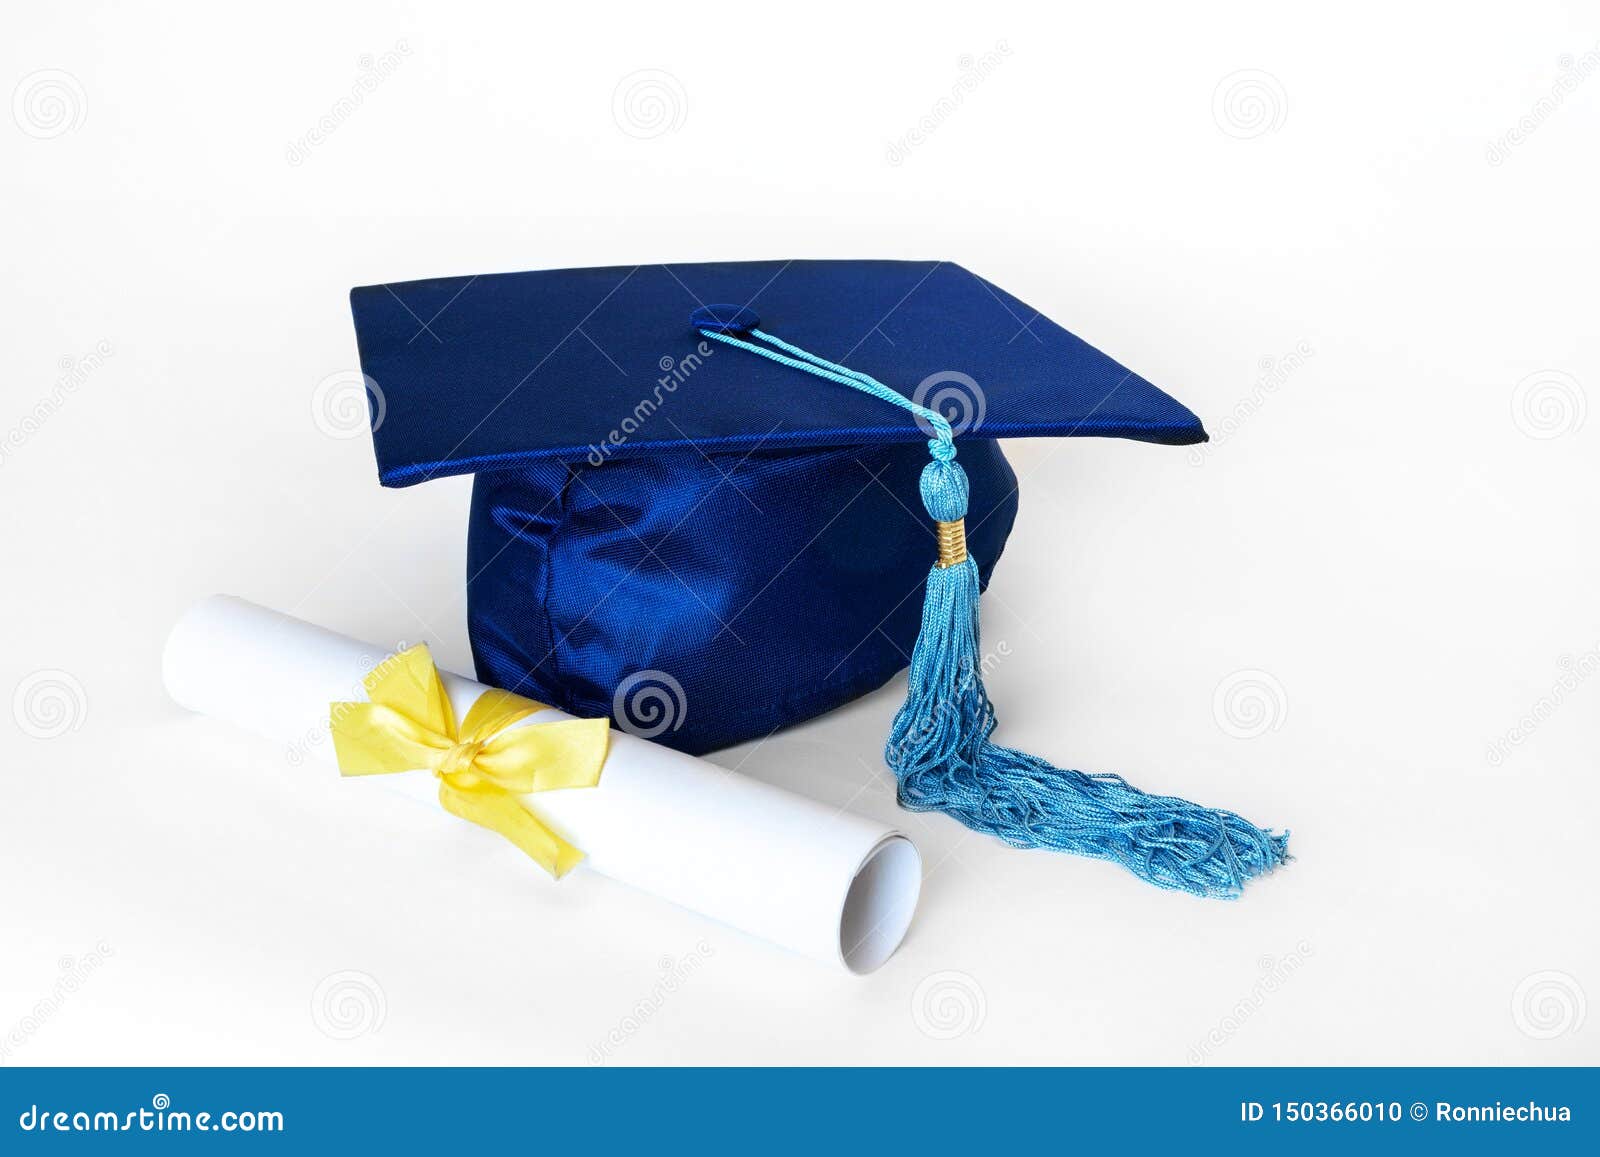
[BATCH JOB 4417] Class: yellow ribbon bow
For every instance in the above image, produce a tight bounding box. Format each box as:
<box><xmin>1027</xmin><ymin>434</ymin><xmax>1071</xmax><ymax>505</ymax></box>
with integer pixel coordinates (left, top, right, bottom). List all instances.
<box><xmin>329</xmin><ymin>644</ymin><xmax>609</xmax><ymax>878</ymax></box>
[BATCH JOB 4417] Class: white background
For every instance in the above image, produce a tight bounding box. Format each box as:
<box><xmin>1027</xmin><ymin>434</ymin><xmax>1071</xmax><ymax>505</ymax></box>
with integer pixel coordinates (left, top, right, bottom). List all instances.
<box><xmin>3</xmin><ymin>0</ymin><xmax>1596</xmax><ymax>1065</ymax></box>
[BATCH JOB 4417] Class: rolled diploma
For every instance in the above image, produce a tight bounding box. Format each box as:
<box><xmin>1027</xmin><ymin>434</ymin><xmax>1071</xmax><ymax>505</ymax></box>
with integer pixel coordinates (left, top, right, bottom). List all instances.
<box><xmin>162</xmin><ymin>596</ymin><xmax>920</xmax><ymax>973</ymax></box>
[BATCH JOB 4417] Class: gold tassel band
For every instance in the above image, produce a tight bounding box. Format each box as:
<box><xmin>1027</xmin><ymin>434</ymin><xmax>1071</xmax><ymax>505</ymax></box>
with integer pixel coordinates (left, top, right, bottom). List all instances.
<box><xmin>934</xmin><ymin>519</ymin><xmax>968</xmax><ymax>568</ymax></box>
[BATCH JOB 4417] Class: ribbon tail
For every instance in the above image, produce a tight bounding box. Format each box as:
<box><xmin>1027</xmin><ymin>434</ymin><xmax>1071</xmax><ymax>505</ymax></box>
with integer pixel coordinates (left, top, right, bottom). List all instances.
<box><xmin>437</xmin><ymin>783</ymin><xmax>585</xmax><ymax>879</ymax></box>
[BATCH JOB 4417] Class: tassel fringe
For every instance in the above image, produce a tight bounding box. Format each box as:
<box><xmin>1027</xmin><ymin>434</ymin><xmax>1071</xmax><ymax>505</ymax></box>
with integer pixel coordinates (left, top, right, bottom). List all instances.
<box><xmin>887</xmin><ymin>460</ymin><xmax>1290</xmax><ymax>899</ymax></box>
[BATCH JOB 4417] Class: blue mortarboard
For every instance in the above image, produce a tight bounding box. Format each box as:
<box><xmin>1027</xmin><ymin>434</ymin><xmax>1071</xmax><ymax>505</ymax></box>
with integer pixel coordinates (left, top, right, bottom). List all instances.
<box><xmin>350</xmin><ymin>260</ymin><xmax>1288</xmax><ymax>897</ymax></box>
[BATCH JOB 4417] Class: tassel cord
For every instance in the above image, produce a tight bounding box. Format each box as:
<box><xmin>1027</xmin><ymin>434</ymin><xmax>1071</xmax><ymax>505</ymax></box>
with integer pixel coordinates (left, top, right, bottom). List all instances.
<box><xmin>697</xmin><ymin>318</ymin><xmax>1290</xmax><ymax>898</ymax></box>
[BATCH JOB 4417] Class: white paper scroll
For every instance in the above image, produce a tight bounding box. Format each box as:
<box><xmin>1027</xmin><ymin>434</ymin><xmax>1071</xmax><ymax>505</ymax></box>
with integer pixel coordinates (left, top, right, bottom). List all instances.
<box><xmin>161</xmin><ymin>596</ymin><xmax>920</xmax><ymax>973</ymax></box>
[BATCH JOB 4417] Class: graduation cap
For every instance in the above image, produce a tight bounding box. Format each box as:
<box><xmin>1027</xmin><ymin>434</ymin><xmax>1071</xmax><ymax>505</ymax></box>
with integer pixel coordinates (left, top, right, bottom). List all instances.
<box><xmin>350</xmin><ymin>259</ymin><xmax>1288</xmax><ymax>897</ymax></box>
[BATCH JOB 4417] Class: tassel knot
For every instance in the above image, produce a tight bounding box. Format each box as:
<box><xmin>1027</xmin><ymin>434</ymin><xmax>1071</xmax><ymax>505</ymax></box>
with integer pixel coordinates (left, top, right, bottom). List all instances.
<box><xmin>920</xmin><ymin>458</ymin><xmax>969</xmax><ymax>521</ymax></box>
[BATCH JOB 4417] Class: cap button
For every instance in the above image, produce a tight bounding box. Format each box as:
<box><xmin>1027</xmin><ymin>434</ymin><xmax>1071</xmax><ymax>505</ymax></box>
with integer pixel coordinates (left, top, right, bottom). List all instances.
<box><xmin>690</xmin><ymin>304</ymin><xmax>760</xmax><ymax>335</ymax></box>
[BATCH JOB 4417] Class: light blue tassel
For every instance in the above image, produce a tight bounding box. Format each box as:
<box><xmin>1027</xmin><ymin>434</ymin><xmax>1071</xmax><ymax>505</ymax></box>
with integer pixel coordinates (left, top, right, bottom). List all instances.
<box><xmin>891</xmin><ymin>455</ymin><xmax>1289</xmax><ymax>898</ymax></box>
<box><xmin>697</xmin><ymin>317</ymin><xmax>1289</xmax><ymax>898</ymax></box>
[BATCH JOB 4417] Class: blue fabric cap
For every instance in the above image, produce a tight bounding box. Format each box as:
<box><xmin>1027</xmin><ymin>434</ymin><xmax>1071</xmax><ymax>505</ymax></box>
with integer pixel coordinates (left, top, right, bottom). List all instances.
<box><xmin>349</xmin><ymin>260</ymin><xmax>1207</xmax><ymax>753</ymax></box>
